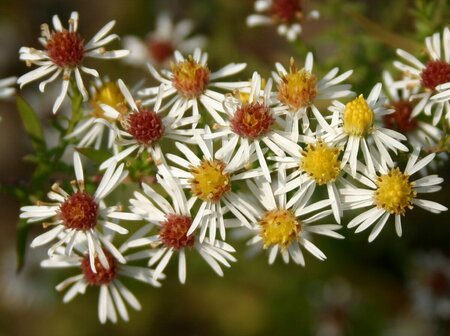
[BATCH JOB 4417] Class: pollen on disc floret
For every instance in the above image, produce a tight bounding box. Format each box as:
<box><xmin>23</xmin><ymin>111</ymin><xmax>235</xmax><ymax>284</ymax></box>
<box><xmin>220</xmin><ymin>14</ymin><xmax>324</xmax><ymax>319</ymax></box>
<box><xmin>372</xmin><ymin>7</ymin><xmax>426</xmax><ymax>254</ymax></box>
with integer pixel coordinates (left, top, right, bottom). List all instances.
<box><xmin>81</xmin><ymin>250</ymin><xmax>118</xmax><ymax>285</ymax></box>
<box><xmin>160</xmin><ymin>214</ymin><xmax>195</xmax><ymax>250</ymax></box>
<box><xmin>301</xmin><ymin>141</ymin><xmax>342</xmax><ymax>185</ymax></box>
<box><xmin>190</xmin><ymin>159</ymin><xmax>231</xmax><ymax>202</ymax></box>
<box><xmin>126</xmin><ymin>107</ymin><xmax>165</xmax><ymax>145</ymax></box>
<box><xmin>277</xmin><ymin>58</ymin><xmax>317</xmax><ymax>110</ymax></box>
<box><xmin>374</xmin><ymin>167</ymin><xmax>417</xmax><ymax>215</ymax></box>
<box><xmin>230</xmin><ymin>101</ymin><xmax>275</xmax><ymax>139</ymax></box>
<box><xmin>171</xmin><ymin>56</ymin><xmax>210</xmax><ymax>98</ymax></box>
<box><xmin>420</xmin><ymin>60</ymin><xmax>450</xmax><ymax>91</ymax></box>
<box><xmin>343</xmin><ymin>94</ymin><xmax>374</xmax><ymax>136</ymax></box>
<box><xmin>59</xmin><ymin>191</ymin><xmax>99</xmax><ymax>231</ymax></box>
<box><xmin>91</xmin><ymin>81</ymin><xmax>127</xmax><ymax>121</ymax></box>
<box><xmin>259</xmin><ymin>209</ymin><xmax>301</xmax><ymax>249</ymax></box>
<box><xmin>46</xmin><ymin>30</ymin><xmax>85</xmax><ymax>68</ymax></box>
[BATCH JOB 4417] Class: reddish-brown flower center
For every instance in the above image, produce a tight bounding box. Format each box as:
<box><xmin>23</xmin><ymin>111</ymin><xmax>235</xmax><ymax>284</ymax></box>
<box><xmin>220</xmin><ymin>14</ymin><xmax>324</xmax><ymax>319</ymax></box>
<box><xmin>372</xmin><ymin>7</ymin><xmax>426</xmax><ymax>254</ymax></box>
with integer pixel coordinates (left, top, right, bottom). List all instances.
<box><xmin>148</xmin><ymin>39</ymin><xmax>174</xmax><ymax>64</ymax></box>
<box><xmin>46</xmin><ymin>31</ymin><xmax>85</xmax><ymax>68</ymax></box>
<box><xmin>81</xmin><ymin>250</ymin><xmax>117</xmax><ymax>285</ymax></box>
<box><xmin>271</xmin><ymin>0</ymin><xmax>302</xmax><ymax>23</ymax></box>
<box><xmin>383</xmin><ymin>100</ymin><xmax>418</xmax><ymax>133</ymax></box>
<box><xmin>59</xmin><ymin>192</ymin><xmax>98</xmax><ymax>231</ymax></box>
<box><xmin>421</xmin><ymin>60</ymin><xmax>450</xmax><ymax>91</ymax></box>
<box><xmin>127</xmin><ymin>108</ymin><xmax>165</xmax><ymax>145</ymax></box>
<box><xmin>160</xmin><ymin>214</ymin><xmax>195</xmax><ymax>250</ymax></box>
<box><xmin>230</xmin><ymin>102</ymin><xmax>275</xmax><ymax>139</ymax></box>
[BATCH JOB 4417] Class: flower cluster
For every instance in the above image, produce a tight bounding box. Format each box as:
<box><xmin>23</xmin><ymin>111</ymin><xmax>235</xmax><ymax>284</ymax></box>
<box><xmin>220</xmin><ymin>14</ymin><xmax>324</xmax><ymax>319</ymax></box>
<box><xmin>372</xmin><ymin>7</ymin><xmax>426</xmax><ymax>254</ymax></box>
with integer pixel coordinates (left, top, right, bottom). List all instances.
<box><xmin>13</xmin><ymin>11</ymin><xmax>449</xmax><ymax>325</ymax></box>
<box><xmin>246</xmin><ymin>0</ymin><xmax>320</xmax><ymax>41</ymax></box>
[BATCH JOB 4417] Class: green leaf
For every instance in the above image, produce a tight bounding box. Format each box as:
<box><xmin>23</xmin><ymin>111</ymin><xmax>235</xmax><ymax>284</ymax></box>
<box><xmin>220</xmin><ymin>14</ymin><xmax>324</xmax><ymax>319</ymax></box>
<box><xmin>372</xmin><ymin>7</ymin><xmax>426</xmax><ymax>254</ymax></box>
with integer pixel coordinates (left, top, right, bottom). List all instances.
<box><xmin>16</xmin><ymin>219</ymin><xmax>30</xmax><ymax>272</ymax></box>
<box><xmin>22</xmin><ymin>154</ymin><xmax>39</xmax><ymax>163</ymax></box>
<box><xmin>76</xmin><ymin>147</ymin><xmax>112</xmax><ymax>164</ymax></box>
<box><xmin>16</xmin><ymin>96</ymin><xmax>47</xmax><ymax>153</ymax></box>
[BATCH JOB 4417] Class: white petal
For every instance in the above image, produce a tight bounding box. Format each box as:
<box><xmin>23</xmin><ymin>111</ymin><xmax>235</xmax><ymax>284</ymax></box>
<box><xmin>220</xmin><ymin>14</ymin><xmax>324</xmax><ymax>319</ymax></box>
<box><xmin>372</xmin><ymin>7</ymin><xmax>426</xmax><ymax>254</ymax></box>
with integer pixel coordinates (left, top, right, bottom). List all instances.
<box><xmin>178</xmin><ymin>249</ymin><xmax>187</xmax><ymax>284</ymax></box>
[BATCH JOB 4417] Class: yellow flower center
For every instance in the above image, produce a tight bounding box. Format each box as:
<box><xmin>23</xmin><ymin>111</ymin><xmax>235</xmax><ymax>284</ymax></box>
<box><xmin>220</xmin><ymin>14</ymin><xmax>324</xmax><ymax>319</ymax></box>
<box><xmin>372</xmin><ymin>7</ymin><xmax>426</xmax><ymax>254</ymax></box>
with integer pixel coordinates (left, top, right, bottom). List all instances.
<box><xmin>91</xmin><ymin>82</ymin><xmax>127</xmax><ymax>122</ymax></box>
<box><xmin>172</xmin><ymin>57</ymin><xmax>210</xmax><ymax>98</ymax></box>
<box><xmin>190</xmin><ymin>159</ymin><xmax>231</xmax><ymax>202</ymax></box>
<box><xmin>374</xmin><ymin>167</ymin><xmax>416</xmax><ymax>215</ymax></box>
<box><xmin>300</xmin><ymin>141</ymin><xmax>341</xmax><ymax>185</ymax></box>
<box><xmin>277</xmin><ymin>58</ymin><xmax>317</xmax><ymax>110</ymax></box>
<box><xmin>343</xmin><ymin>95</ymin><xmax>374</xmax><ymax>136</ymax></box>
<box><xmin>236</xmin><ymin>78</ymin><xmax>267</xmax><ymax>104</ymax></box>
<box><xmin>259</xmin><ymin>209</ymin><xmax>301</xmax><ymax>249</ymax></box>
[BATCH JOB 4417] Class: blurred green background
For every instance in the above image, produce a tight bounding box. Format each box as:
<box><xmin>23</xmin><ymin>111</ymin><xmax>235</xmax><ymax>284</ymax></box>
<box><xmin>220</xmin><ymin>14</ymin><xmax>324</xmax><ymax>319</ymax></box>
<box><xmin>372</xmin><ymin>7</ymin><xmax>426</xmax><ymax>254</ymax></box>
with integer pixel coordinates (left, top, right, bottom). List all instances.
<box><xmin>0</xmin><ymin>0</ymin><xmax>449</xmax><ymax>335</ymax></box>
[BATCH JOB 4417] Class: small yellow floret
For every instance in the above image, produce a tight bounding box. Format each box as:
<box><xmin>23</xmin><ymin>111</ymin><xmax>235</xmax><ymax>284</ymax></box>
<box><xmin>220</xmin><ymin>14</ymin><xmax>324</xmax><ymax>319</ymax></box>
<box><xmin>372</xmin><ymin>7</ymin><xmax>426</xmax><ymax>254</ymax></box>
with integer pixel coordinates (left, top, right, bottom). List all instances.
<box><xmin>259</xmin><ymin>209</ymin><xmax>301</xmax><ymax>249</ymax></box>
<box><xmin>343</xmin><ymin>95</ymin><xmax>374</xmax><ymax>136</ymax></box>
<box><xmin>172</xmin><ymin>57</ymin><xmax>210</xmax><ymax>98</ymax></box>
<box><xmin>236</xmin><ymin>78</ymin><xmax>267</xmax><ymax>104</ymax></box>
<box><xmin>190</xmin><ymin>159</ymin><xmax>231</xmax><ymax>202</ymax></box>
<box><xmin>91</xmin><ymin>82</ymin><xmax>126</xmax><ymax>121</ymax></box>
<box><xmin>300</xmin><ymin>141</ymin><xmax>341</xmax><ymax>185</ymax></box>
<box><xmin>374</xmin><ymin>167</ymin><xmax>416</xmax><ymax>215</ymax></box>
<box><xmin>277</xmin><ymin>58</ymin><xmax>317</xmax><ymax>110</ymax></box>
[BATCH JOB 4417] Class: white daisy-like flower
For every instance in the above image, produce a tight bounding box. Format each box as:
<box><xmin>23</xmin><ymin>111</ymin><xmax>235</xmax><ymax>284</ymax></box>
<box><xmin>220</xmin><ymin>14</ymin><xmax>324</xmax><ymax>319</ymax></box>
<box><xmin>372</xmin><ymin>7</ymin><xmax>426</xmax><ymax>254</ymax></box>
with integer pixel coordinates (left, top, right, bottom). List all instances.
<box><xmin>409</xmin><ymin>252</ymin><xmax>450</xmax><ymax>321</ymax></box>
<box><xmin>139</xmin><ymin>48</ymin><xmax>247</xmax><ymax>122</ymax></box>
<box><xmin>17</xmin><ymin>11</ymin><xmax>129</xmax><ymax>113</ymax></box>
<box><xmin>41</xmin><ymin>236</ymin><xmax>164</xmax><ymax>324</ymax></box>
<box><xmin>246</xmin><ymin>0</ymin><xmax>320</xmax><ymax>41</ymax></box>
<box><xmin>166</xmin><ymin>129</ymin><xmax>263</xmax><ymax>243</ymax></box>
<box><xmin>272</xmin><ymin>137</ymin><xmax>346</xmax><ymax>223</ymax></box>
<box><xmin>341</xmin><ymin>148</ymin><xmax>447</xmax><ymax>242</ymax></box>
<box><xmin>325</xmin><ymin>83</ymin><xmax>409</xmax><ymax>176</ymax></box>
<box><xmin>20</xmin><ymin>152</ymin><xmax>141</xmax><ymax>272</ymax></box>
<box><xmin>123</xmin><ymin>168</ymin><xmax>236</xmax><ymax>284</ymax></box>
<box><xmin>0</xmin><ymin>76</ymin><xmax>16</xmax><ymax>99</ymax></box>
<box><xmin>382</xmin><ymin>70</ymin><xmax>442</xmax><ymax>149</ymax></box>
<box><xmin>243</xmin><ymin>166</ymin><xmax>344</xmax><ymax>265</ymax></box>
<box><xmin>272</xmin><ymin>52</ymin><xmax>353</xmax><ymax>138</ymax></box>
<box><xmin>123</xmin><ymin>12</ymin><xmax>206</xmax><ymax>67</ymax></box>
<box><xmin>393</xmin><ymin>26</ymin><xmax>450</xmax><ymax>126</ymax></box>
<box><xmin>207</xmin><ymin>71</ymin><xmax>300</xmax><ymax>181</ymax></box>
<box><xmin>66</xmin><ymin>78</ymin><xmax>127</xmax><ymax>151</ymax></box>
<box><xmin>98</xmin><ymin>79</ymin><xmax>201</xmax><ymax>170</ymax></box>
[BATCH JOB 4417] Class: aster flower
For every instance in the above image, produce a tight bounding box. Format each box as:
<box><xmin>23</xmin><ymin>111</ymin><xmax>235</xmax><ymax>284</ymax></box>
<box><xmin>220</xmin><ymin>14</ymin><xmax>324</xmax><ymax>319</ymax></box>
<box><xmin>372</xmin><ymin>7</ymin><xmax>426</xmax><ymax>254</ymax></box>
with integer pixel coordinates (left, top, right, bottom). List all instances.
<box><xmin>341</xmin><ymin>148</ymin><xmax>447</xmax><ymax>242</ymax></box>
<box><xmin>0</xmin><ymin>76</ymin><xmax>16</xmax><ymax>99</ymax></box>
<box><xmin>66</xmin><ymin>77</ymin><xmax>126</xmax><ymax>151</ymax></box>
<box><xmin>17</xmin><ymin>12</ymin><xmax>129</xmax><ymax>113</ymax></box>
<box><xmin>41</xmin><ymin>236</ymin><xmax>164</xmax><ymax>324</ymax></box>
<box><xmin>272</xmin><ymin>137</ymin><xmax>346</xmax><ymax>223</ymax></box>
<box><xmin>123</xmin><ymin>12</ymin><xmax>206</xmax><ymax>67</ymax></box>
<box><xmin>208</xmin><ymin>71</ymin><xmax>301</xmax><ymax>181</ymax></box>
<box><xmin>246</xmin><ymin>0</ymin><xmax>320</xmax><ymax>41</ymax></box>
<box><xmin>382</xmin><ymin>70</ymin><xmax>442</xmax><ymax>150</ymax></box>
<box><xmin>139</xmin><ymin>48</ymin><xmax>247</xmax><ymax>122</ymax></box>
<box><xmin>272</xmin><ymin>53</ymin><xmax>353</xmax><ymax>138</ymax></box>
<box><xmin>166</xmin><ymin>128</ymin><xmax>263</xmax><ymax>243</ymax></box>
<box><xmin>325</xmin><ymin>83</ymin><xmax>408</xmax><ymax>176</ymax></box>
<box><xmin>393</xmin><ymin>26</ymin><xmax>450</xmax><ymax>126</ymax></box>
<box><xmin>123</xmin><ymin>168</ymin><xmax>236</xmax><ymax>284</ymax></box>
<box><xmin>409</xmin><ymin>252</ymin><xmax>450</xmax><ymax>321</ymax></box>
<box><xmin>243</xmin><ymin>166</ymin><xmax>344</xmax><ymax>265</ymax></box>
<box><xmin>98</xmin><ymin>79</ymin><xmax>201</xmax><ymax>170</ymax></box>
<box><xmin>20</xmin><ymin>152</ymin><xmax>141</xmax><ymax>272</ymax></box>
